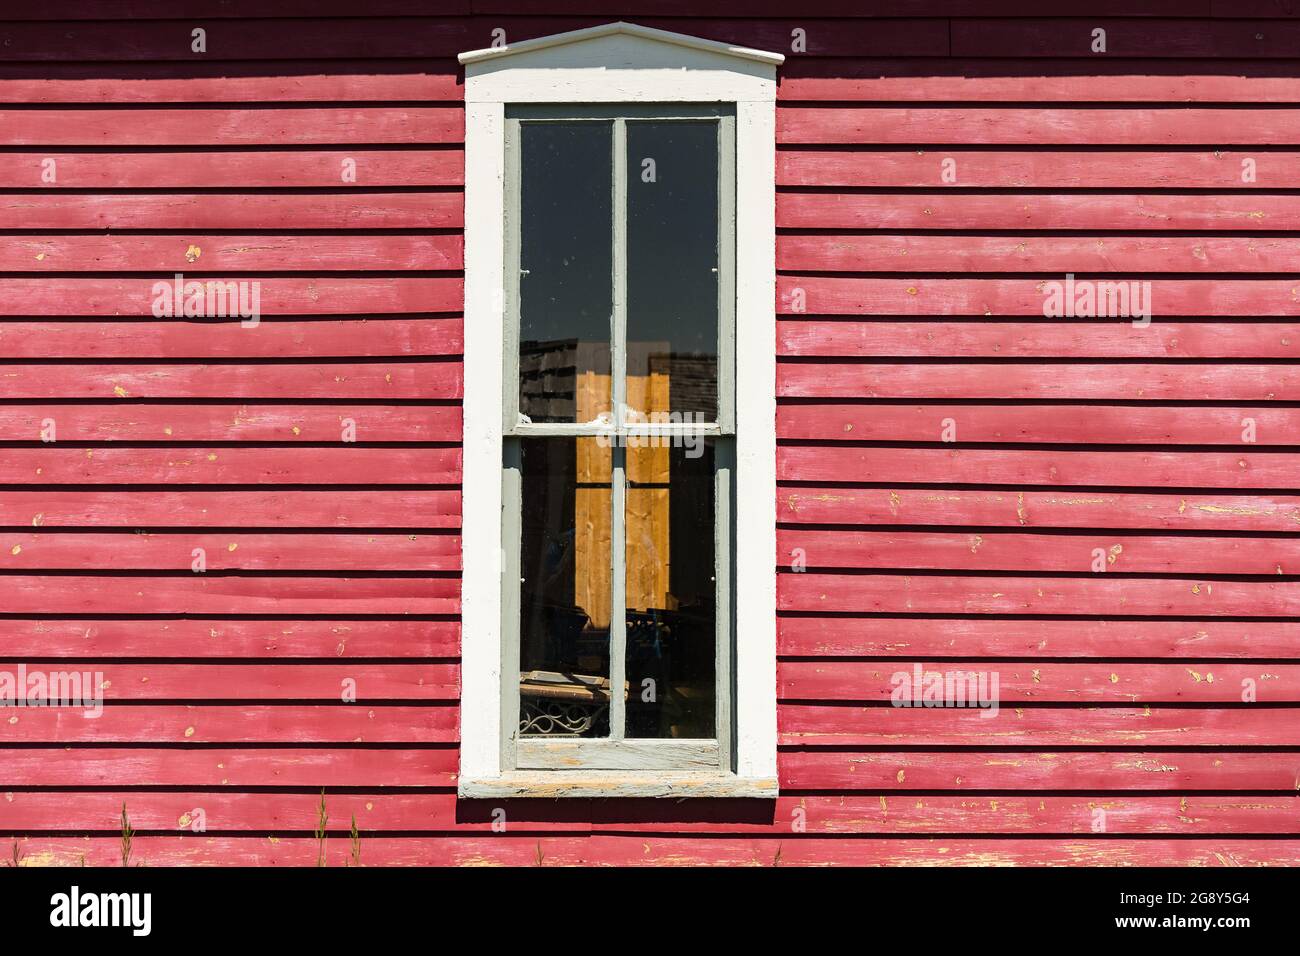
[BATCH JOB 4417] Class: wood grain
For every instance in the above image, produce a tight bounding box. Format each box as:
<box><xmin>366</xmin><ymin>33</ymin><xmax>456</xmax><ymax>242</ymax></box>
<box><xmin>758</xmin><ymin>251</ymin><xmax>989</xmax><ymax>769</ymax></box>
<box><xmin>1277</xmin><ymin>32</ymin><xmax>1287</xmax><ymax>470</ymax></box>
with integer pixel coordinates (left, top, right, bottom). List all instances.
<box><xmin>9</xmin><ymin>1</ymin><xmax>1300</xmax><ymax>861</ymax></box>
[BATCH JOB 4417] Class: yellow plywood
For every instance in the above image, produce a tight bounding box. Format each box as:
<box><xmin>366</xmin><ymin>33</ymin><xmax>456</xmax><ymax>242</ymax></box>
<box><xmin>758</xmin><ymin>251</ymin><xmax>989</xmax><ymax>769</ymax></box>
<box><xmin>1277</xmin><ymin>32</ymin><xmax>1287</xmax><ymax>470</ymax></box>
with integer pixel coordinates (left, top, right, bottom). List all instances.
<box><xmin>625</xmin><ymin>372</ymin><xmax>672</xmax><ymax>613</ymax></box>
<box><xmin>576</xmin><ymin>373</ymin><xmax>612</xmax><ymax>628</ymax></box>
<box><xmin>574</xmin><ymin>371</ymin><xmax>673</xmax><ymax>626</ymax></box>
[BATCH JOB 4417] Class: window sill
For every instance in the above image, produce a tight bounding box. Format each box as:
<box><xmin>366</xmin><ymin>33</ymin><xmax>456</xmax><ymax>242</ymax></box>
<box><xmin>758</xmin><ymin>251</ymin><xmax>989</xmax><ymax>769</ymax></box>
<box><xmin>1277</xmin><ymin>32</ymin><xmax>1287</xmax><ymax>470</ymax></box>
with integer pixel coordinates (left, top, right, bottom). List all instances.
<box><xmin>458</xmin><ymin>772</ymin><xmax>778</xmax><ymax>800</ymax></box>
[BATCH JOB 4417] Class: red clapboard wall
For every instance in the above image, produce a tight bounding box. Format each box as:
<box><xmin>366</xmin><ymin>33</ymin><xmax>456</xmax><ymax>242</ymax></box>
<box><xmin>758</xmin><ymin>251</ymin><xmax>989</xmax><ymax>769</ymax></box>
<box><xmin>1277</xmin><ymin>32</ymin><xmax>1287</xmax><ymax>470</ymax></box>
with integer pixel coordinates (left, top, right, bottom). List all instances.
<box><xmin>3</xmin><ymin>1</ymin><xmax>1300</xmax><ymax>866</ymax></box>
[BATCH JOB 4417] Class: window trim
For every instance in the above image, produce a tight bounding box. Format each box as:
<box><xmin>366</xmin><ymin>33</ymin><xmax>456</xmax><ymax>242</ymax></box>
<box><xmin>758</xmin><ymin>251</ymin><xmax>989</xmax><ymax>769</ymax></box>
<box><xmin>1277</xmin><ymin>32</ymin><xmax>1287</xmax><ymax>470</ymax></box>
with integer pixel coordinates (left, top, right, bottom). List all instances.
<box><xmin>459</xmin><ymin>22</ymin><xmax>781</xmax><ymax>799</ymax></box>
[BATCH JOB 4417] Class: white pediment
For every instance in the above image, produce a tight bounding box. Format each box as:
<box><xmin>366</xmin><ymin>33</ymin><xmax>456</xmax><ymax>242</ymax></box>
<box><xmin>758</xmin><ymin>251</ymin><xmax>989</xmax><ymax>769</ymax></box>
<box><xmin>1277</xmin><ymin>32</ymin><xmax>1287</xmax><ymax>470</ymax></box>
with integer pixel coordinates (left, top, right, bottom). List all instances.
<box><xmin>459</xmin><ymin>22</ymin><xmax>782</xmax><ymax>102</ymax></box>
<box><xmin>459</xmin><ymin>21</ymin><xmax>785</xmax><ymax>67</ymax></box>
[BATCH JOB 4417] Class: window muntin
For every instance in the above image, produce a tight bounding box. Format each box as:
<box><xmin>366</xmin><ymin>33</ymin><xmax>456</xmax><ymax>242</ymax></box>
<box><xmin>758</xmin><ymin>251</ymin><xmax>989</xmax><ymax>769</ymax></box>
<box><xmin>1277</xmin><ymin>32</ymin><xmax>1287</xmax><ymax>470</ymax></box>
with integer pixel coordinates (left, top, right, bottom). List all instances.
<box><xmin>502</xmin><ymin>105</ymin><xmax>735</xmax><ymax>772</ymax></box>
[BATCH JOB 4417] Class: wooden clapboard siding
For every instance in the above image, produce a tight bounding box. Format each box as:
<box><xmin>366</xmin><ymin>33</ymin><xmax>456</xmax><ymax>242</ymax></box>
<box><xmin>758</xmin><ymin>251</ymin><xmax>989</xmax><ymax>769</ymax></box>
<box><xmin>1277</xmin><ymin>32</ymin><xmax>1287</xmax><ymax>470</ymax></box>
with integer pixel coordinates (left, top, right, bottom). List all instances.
<box><xmin>779</xmin><ymin>447</ymin><xmax>1300</xmax><ymax>486</ymax></box>
<box><xmin>779</xmin><ymin>617</ymin><xmax>1300</xmax><ymax>658</ymax></box>
<box><xmin>0</xmin><ymin>277</ymin><xmax>462</xmax><ymax>315</ymax></box>
<box><xmin>780</xmin><ymin>573</ymin><xmax>1300</xmax><ymax>617</ymax></box>
<box><xmin>0</xmin><ymin>708</ymin><xmax>459</xmax><ymax>744</ymax></box>
<box><xmin>778</xmin><ymin>321</ymin><xmax>1300</xmax><ymax>358</ymax></box>
<box><xmin>779</xmin><ymin>404</ymin><xmax>1300</xmax><ymax>444</ymax></box>
<box><xmin>0</xmin><ymin>619</ymin><xmax>461</xmax><ymax>657</ymax></box>
<box><xmin>8</xmin><ymin>791</ymin><xmax>1300</xmax><ymax>835</ymax></box>
<box><xmin>769</xmin><ymin>0</ymin><xmax>1300</xmax><ymax>868</ymax></box>
<box><xmin>0</xmin><ymin>150</ymin><xmax>464</xmax><ymax>189</ymax></box>
<box><xmin>1</xmin><ymin>109</ymin><xmax>464</xmax><ymax>145</ymax></box>
<box><xmin>778</xmin><ymin>363</ymin><xmax>1300</xmax><ymax>400</ymax></box>
<box><xmin>780</xmin><ymin>487</ymin><xmax>1300</xmax><ymax>531</ymax></box>
<box><xmin>0</xmin><ymin>405</ymin><xmax>463</xmax><ymax>441</ymax></box>
<box><xmin>0</xmin><ymin>65</ymin><xmax>465</xmax><ymax>104</ymax></box>
<box><xmin>0</xmin><ymin>364</ymin><xmax>463</xmax><ymax>400</ymax></box>
<box><xmin>0</xmin><ymin>663</ymin><xmax>459</xmax><ymax>700</ymax></box>
<box><xmin>0</xmin><ymin>18</ymin><xmax>947</xmax><ymax>61</ymax></box>
<box><xmin>1</xmin><ymin>235</ymin><xmax>462</xmax><ymax>271</ymax></box>
<box><xmin>0</xmin><ymin>447</ymin><xmax>461</xmax><ymax>483</ymax></box>
<box><xmin>0</xmin><ymin>749</ymin><xmax>458</xmax><ymax>788</ymax></box>
<box><xmin>949</xmin><ymin>19</ymin><xmax>1300</xmax><ymax>58</ymax></box>
<box><xmin>779</xmin><ymin>150</ymin><xmax>1300</xmax><ymax>189</ymax></box>
<box><xmin>2</xmin><ymin>2</ymin><xmax>1299</xmax><ymax>869</ymax></box>
<box><xmin>0</xmin><ymin>5</ymin><xmax>473</xmax><ymax>870</ymax></box>
<box><xmin>0</xmin><ymin>576</ymin><xmax>461</xmax><ymax>615</ymax></box>
<box><xmin>778</xmin><ymin>528</ymin><xmax>1300</xmax><ymax>574</ymax></box>
<box><xmin>778</xmin><ymin>193</ymin><xmax>1300</xmax><ymax>230</ymax></box>
<box><xmin>777</xmin><ymin>277</ymin><xmax>1300</xmax><ymax>316</ymax></box>
<box><xmin>779</xmin><ymin>60</ymin><xmax>1300</xmax><ymax>102</ymax></box>
<box><xmin>10</xmin><ymin>835</ymin><xmax>1300</xmax><ymax>867</ymax></box>
<box><xmin>781</xmin><ymin>660</ymin><xmax>1300</xmax><ymax>701</ymax></box>
<box><xmin>780</xmin><ymin>235</ymin><xmax>1300</xmax><ymax>273</ymax></box>
<box><xmin>777</xmin><ymin>750</ymin><xmax>1300</xmax><ymax>791</ymax></box>
<box><xmin>0</xmin><ymin>531</ymin><xmax>461</xmax><ymax>570</ymax></box>
<box><xmin>779</xmin><ymin>703</ymin><xmax>1300</xmax><ymax>746</ymax></box>
<box><xmin>0</xmin><ymin>491</ymin><xmax>460</xmax><ymax>527</ymax></box>
<box><xmin>779</xmin><ymin>106</ymin><xmax>1300</xmax><ymax>144</ymax></box>
<box><xmin>2</xmin><ymin>194</ymin><xmax>462</xmax><ymax>229</ymax></box>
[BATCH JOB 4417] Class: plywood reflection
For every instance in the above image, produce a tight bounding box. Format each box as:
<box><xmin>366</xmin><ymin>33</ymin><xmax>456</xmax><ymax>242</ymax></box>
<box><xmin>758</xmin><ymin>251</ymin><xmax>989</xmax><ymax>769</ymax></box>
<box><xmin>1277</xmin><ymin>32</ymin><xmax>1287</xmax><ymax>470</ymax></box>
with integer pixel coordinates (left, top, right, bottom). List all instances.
<box><xmin>575</xmin><ymin>370</ymin><xmax>672</xmax><ymax>626</ymax></box>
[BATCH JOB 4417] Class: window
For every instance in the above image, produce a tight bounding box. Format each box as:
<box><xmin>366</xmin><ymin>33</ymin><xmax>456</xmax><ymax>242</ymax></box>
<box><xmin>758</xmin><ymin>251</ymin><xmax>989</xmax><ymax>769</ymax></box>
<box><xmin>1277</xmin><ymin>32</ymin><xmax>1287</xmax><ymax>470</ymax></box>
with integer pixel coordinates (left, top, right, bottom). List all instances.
<box><xmin>459</xmin><ymin>23</ymin><xmax>781</xmax><ymax>798</ymax></box>
<box><xmin>505</xmin><ymin>105</ymin><xmax>734</xmax><ymax>773</ymax></box>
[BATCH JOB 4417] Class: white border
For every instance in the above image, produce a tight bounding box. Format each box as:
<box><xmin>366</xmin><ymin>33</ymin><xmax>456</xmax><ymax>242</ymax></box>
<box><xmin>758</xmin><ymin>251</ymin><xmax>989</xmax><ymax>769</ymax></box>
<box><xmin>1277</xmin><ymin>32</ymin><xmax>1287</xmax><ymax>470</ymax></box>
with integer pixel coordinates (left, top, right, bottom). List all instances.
<box><xmin>459</xmin><ymin>23</ymin><xmax>781</xmax><ymax>795</ymax></box>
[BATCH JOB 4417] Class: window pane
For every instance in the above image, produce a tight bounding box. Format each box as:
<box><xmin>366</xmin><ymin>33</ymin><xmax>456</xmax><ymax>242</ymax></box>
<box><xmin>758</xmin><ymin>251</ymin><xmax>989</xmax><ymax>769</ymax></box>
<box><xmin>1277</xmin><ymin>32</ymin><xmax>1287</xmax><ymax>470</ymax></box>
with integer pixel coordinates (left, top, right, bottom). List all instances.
<box><xmin>624</xmin><ymin>438</ymin><xmax>716</xmax><ymax>738</ymax></box>
<box><xmin>518</xmin><ymin>437</ymin><xmax>613</xmax><ymax>738</ymax></box>
<box><xmin>626</xmin><ymin>121</ymin><xmax>719</xmax><ymax>424</ymax></box>
<box><xmin>518</xmin><ymin>122</ymin><xmax>613</xmax><ymax>425</ymax></box>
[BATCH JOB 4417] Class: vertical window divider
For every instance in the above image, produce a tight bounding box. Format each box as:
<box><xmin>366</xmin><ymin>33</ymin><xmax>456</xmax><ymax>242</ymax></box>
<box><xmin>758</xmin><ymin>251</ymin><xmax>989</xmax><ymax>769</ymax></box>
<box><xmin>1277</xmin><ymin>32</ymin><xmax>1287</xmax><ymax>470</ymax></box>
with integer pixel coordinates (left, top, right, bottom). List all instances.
<box><xmin>500</xmin><ymin>439</ymin><xmax>522</xmax><ymax>770</ymax></box>
<box><xmin>499</xmin><ymin>114</ymin><xmax>522</xmax><ymax>771</ymax></box>
<box><xmin>503</xmin><ymin>116</ymin><xmax>522</xmax><ymax>433</ymax></box>
<box><xmin>608</xmin><ymin>117</ymin><xmax>629</xmax><ymax>742</ymax></box>
<box><xmin>716</xmin><ymin>113</ymin><xmax>737</xmax><ymax>771</ymax></box>
<box><xmin>717</xmin><ymin>115</ymin><xmax>736</xmax><ymax>435</ymax></box>
<box><xmin>609</xmin><ymin>444</ymin><xmax>627</xmax><ymax>741</ymax></box>
<box><xmin>715</xmin><ymin>440</ymin><xmax>734</xmax><ymax>773</ymax></box>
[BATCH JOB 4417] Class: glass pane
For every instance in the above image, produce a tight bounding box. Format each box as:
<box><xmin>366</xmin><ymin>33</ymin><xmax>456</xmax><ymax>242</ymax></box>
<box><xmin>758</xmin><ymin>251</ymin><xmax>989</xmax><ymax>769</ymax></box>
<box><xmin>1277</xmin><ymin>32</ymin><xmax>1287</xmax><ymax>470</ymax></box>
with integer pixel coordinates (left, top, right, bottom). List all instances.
<box><xmin>624</xmin><ymin>438</ymin><xmax>716</xmax><ymax>738</ymax></box>
<box><xmin>518</xmin><ymin>437</ymin><xmax>613</xmax><ymax>738</ymax></box>
<box><xmin>518</xmin><ymin>122</ymin><xmax>613</xmax><ymax>425</ymax></box>
<box><xmin>626</xmin><ymin>121</ymin><xmax>720</xmax><ymax>424</ymax></box>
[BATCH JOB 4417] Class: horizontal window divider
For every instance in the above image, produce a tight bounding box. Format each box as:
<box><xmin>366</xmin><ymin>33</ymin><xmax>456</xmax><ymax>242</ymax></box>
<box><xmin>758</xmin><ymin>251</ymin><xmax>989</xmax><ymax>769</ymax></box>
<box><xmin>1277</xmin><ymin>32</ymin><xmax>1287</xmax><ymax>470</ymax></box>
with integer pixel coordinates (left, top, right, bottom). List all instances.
<box><xmin>506</xmin><ymin>422</ymin><xmax>726</xmax><ymax>438</ymax></box>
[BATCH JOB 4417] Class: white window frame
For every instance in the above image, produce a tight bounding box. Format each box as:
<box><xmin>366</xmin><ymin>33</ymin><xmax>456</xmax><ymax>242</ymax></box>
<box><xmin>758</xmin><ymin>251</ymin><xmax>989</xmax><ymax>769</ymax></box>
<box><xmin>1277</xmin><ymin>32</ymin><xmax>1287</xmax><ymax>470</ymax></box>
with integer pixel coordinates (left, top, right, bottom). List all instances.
<box><xmin>458</xmin><ymin>22</ymin><xmax>781</xmax><ymax>799</ymax></box>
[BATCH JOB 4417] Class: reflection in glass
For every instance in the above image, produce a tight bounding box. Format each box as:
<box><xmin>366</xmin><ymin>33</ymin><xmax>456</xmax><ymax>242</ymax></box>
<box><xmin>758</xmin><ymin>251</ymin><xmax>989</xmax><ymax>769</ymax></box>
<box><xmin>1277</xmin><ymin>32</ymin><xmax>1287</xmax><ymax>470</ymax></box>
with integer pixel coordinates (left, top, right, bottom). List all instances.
<box><xmin>518</xmin><ymin>122</ymin><xmax>613</xmax><ymax>424</ymax></box>
<box><xmin>518</xmin><ymin>437</ymin><xmax>613</xmax><ymax>737</ymax></box>
<box><xmin>626</xmin><ymin>121</ymin><xmax>720</xmax><ymax>423</ymax></box>
<box><xmin>624</xmin><ymin>439</ymin><xmax>716</xmax><ymax>738</ymax></box>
